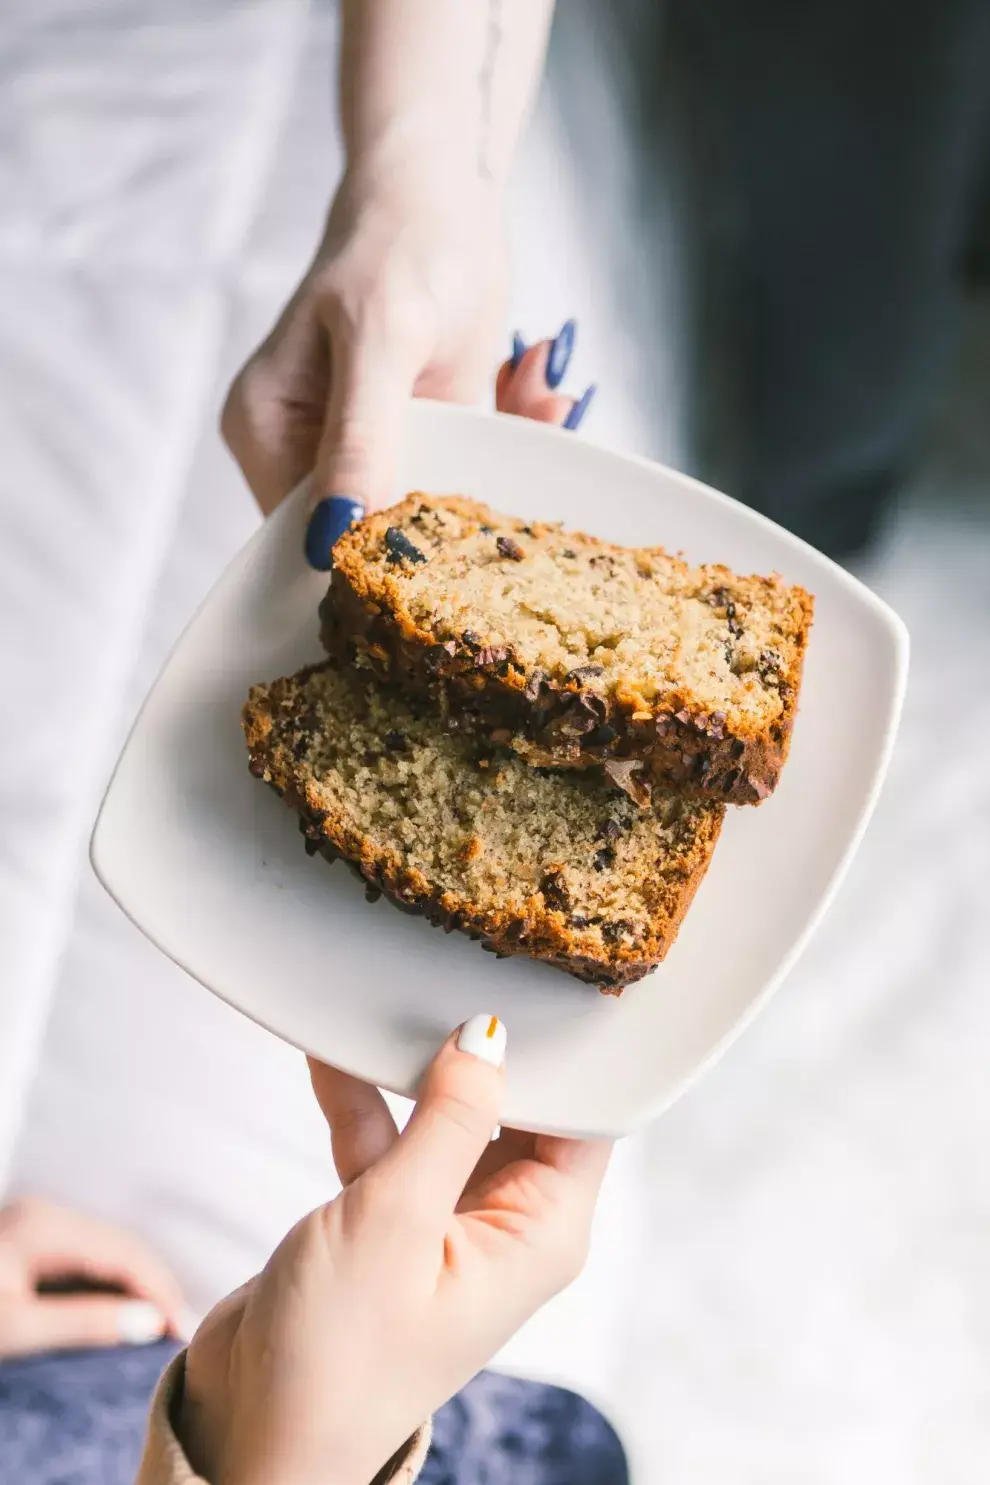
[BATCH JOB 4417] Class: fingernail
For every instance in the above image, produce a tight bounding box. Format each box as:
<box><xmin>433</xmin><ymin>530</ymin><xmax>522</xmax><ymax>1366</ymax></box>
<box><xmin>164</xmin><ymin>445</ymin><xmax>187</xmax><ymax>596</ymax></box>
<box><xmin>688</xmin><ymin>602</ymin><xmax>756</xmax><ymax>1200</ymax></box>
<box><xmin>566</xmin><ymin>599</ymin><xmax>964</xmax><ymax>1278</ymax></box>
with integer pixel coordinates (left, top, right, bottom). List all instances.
<box><xmin>510</xmin><ymin>331</ymin><xmax>527</xmax><ymax>370</ymax></box>
<box><xmin>457</xmin><ymin>1014</ymin><xmax>507</xmax><ymax>1067</ymax></box>
<box><xmin>546</xmin><ymin>318</ymin><xmax>576</xmax><ymax>390</ymax></box>
<box><xmin>563</xmin><ymin>383</ymin><xmax>597</xmax><ymax>431</ymax></box>
<box><xmin>304</xmin><ymin>495</ymin><xmax>365</xmax><ymax>571</ymax></box>
<box><xmin>117</xmin><ymin>1301</ymin><xmax>166</xmax><ymax>1346</ymax></box>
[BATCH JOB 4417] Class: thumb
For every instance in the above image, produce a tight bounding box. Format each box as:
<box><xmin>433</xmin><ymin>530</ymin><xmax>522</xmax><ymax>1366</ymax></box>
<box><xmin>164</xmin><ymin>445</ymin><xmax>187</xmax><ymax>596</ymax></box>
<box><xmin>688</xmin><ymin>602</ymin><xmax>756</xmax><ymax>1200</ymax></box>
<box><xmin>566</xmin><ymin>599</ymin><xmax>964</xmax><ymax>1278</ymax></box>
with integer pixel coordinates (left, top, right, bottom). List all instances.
<box><xmin>304</xmin><ymin>324</ymin><xmax>418</xmax><ymax>571</ymax></box>
<box><xmin>2</xmin><ymin>1296</ymin><xmax>167</xmax><ymax>1358</ymax></box>
<box><xmin>377</xmin><ymin>1016</ymin><xmax>507</xmax><ymax>1215</ymax></box>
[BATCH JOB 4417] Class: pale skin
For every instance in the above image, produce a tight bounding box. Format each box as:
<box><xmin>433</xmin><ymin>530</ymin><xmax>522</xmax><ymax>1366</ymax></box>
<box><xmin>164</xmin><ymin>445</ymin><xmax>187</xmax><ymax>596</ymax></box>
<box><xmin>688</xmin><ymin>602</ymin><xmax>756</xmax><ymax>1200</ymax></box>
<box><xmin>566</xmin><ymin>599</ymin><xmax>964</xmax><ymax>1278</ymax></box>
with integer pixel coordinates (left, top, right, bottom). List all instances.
<box><xmin>0</xmin><ymin>1197</ymin><xmax>185</xmax><ymax>1358</ymax></box>
<box><xmin>220</xmin><ymin>0</ymin><xmax>573</xmax><ymax>518</ymax></box>
<box><xmin>180</xmin><ymin>1031</ymin><xmax>612</xmax><ymax>1485</ymax></box>
<box><xmin>0</xmin><ymin>1037</ymin><xmax>612</xmax><ymax>1484</ymax></box>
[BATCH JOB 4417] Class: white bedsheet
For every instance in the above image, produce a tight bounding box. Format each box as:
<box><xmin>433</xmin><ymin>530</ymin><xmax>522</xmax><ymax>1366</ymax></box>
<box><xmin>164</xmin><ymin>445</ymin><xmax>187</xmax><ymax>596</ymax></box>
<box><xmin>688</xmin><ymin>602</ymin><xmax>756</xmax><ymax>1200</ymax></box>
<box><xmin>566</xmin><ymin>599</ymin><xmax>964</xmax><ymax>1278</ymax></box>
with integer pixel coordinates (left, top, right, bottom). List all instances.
<box><xmin>2</xmin><ymin>3</ymin><xmax>988</xmax><ymax>1481</ymax></box>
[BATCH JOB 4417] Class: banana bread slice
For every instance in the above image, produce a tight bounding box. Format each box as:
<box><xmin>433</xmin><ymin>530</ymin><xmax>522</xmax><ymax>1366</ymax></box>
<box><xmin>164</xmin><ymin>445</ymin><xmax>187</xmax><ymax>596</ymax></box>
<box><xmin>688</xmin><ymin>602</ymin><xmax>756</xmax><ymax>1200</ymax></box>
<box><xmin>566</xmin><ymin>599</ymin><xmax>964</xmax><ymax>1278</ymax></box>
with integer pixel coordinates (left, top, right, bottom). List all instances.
<box><xmin>321</xmin><ymin>494</ymin><xmax>813</xmax><ymax>805</ymax></box>
<box><xmin>243</xmin><ymin>662</ymin><xmax>724</xmax><ymax>992</ymax></box>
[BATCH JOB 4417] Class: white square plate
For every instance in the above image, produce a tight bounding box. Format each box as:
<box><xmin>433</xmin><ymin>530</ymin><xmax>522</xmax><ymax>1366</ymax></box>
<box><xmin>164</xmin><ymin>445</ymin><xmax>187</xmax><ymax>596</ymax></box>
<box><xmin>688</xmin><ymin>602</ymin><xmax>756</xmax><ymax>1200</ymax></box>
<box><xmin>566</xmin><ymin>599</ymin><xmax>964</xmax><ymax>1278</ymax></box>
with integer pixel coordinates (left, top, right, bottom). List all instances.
<box><xmin>92</xmin><ymin>400</ymin><xmax>908</xmax><ymax>1137</ymax></box>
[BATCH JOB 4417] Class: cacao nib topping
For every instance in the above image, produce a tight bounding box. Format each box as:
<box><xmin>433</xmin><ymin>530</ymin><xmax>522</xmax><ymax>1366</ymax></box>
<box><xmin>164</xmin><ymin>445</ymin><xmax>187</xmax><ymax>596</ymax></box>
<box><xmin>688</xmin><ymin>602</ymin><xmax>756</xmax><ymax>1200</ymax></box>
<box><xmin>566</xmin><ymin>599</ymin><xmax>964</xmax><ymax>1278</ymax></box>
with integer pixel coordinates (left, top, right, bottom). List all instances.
<box><xmin>758</xmin><ymin>648</ymin><xmax>783</xmax><ymax>687</ymax></box>
<box><xmin>461</xmin><ymin>629</ymin><xmax>483</xmax><ymax>647</ymax></box>
<box><xmin>593</xmin><ymin>846</ymin><xmax>616</xmax><ymax>872</ymax></box>
<box><xmin>601</xmin><ymin>918</ymin><xmax>634</xmax><ymax>946</ymax></box>
<box><xmin>541</xmin><ymin>698</ymin><xmax>601</xmax><ymax>742</ymax></box>
<box><xmin>586</xmin><ymin>723</ymin><xmax>618</xmax><ymax>748</ymax></box>
<box><xmin>748</xmin><ymin>775</ymin><xmax>773</xmax><ymax>800</ymax></box>
<box><xmin>475</xmin><ymin>644</ymin><xmax>510</xmax><ymax>668</ymax></box>
<box><xmin>479</xmin><ymin>523</ymin><xmax>494</xmax><ymax>534</ymax></box>
<box><xmin>571</xmin><ymin>691</ymin><xmax>607</xmax><ymax>723</ymax></box>
<box><xmin>596</xmin><ymin>818</ymin><xmax>625</xmax><ymax>841</ymax></box>
<box><xmin>520</xmin><ymin>525</ymin><xmax>535</xmax><ymax>536</ymax></box>
<box><xmin>562</xmin><ymin>548</ymin><xmax>577</xmax><ymax>559</ymax></box>
<box><xmin>384</xmin><ymin>526</ymin><xmax>427</xmax><ymax>565</ymax></box>
<box><xmin>424</xmin><ymin>640</ymin><xmax>458</xmax><ymax>671</ymax></box>
<box><xmin>540</xmin><ymin>870</ymin><xmax>571</xmax><ymax>911</ymax></box>
<box><xmin>384</xmin><ymin>730</ymin><xmax>407</xmax><ymax>752</ymax></box>
<box><xmin>708</xmin><ymin>585</ymin><xmax>734</xmax><ymax>614</ymax></box>
<box><xmin>713</xmin><ymin>590</ymin><xmax>743</xmax><ymax>638</ymax></box>
<box><xmin>604</xmin><ymin>758</ymin><xmax>650</xmax><ymax>807</ymax></box>
<box><xmin>496</xmin><ymin>535</ymin><xmax>525</xmax><ymax>561</ymax></box>
<box><xmin>569</xmin><ymin>914</ymin><xmax>590</xmax><ymax>928</ymax></box>
<box><xmin>524</xmin><ymin>668</ymin><xmax>551</xmax><ymax>702</ymax></box>
<box><xmin>565</xmin><ymin>664</ymin><xmax>605</xmax><ymax>684</ymax></box>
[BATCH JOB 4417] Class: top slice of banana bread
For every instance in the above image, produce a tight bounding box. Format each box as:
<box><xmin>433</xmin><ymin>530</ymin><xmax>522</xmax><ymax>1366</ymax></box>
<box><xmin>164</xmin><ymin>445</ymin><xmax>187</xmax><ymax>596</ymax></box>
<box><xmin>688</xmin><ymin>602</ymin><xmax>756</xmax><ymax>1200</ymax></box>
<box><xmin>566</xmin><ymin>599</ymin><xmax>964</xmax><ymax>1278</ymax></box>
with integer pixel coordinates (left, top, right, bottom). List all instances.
<box><xmin>321</xmin><ymin>494</ymin><xmax>814</xmax><ymax>805</ymax></box>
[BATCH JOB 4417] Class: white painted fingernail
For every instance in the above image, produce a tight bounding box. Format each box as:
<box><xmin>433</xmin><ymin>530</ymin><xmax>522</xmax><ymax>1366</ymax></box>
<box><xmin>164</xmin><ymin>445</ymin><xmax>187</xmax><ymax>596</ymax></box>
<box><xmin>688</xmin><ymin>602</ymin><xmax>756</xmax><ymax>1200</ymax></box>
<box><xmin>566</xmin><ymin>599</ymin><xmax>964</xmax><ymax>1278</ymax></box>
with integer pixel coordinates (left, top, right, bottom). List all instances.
<box><xmin>457</xmin><ymin>1014</ymin><xmax>507</xmax><ymax>1067</ymax></box>
<box><xmin>117</xmin><ymin>1301</ymin><xmax>166</xmax><ymax>1345</ymax></box>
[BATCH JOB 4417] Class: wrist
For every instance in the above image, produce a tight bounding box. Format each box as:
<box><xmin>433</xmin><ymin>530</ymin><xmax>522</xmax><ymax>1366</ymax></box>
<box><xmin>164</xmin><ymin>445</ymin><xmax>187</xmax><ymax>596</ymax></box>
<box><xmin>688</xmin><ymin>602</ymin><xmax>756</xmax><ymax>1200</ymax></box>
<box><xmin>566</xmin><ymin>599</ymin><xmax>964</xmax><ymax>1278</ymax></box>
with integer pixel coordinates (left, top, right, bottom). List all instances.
<box><xmin>343</xmin><ymin>124</ymin><xmax>504</xmax><ymax>210</ymax></box>
<box><xmin>322</xmin><ymin>154</ymin><xmax>502</xmax><ymax>266</ymax></box>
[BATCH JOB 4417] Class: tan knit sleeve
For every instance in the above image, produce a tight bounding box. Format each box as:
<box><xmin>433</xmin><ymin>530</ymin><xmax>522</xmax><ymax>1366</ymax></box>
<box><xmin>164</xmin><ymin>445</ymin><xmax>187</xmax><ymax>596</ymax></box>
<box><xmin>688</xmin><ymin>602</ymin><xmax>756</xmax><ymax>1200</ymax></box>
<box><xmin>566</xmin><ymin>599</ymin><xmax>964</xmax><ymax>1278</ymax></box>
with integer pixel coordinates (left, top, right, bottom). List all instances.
<box><xmin>134</xmin><ymin>1350</ymin><xmax>431</xmax><ymax>1485</ymax></box>
<box><xmin>134</xmin><ymin>1352</ymin><xmax>204</xmax><ymax>1485</ymax></box>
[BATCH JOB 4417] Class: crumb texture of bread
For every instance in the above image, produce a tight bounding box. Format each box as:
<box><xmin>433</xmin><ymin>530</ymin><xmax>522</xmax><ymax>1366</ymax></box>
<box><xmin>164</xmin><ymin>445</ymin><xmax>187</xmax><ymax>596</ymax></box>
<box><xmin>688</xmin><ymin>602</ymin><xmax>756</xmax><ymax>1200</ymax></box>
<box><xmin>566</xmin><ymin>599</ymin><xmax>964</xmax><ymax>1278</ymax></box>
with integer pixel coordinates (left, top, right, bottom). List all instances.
<box><xmin>321</xmin><ymin>494</ymin><xmax>814</xmax><ymax>805</ymax></box>
<box><xmin>243</xmin><ymin>663</ymin><xmax>724</xmax><ymax>992</ymax></box>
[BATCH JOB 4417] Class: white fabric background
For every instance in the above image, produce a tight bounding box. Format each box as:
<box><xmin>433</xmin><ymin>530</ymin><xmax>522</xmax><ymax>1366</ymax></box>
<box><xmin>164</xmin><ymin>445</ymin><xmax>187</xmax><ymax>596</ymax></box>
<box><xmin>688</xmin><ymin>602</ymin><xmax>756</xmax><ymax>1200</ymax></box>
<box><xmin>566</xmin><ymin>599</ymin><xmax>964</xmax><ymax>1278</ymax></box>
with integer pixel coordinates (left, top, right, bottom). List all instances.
<box><xmin>1</xmin><ymin>3</ymin><xmax>988</xmax><ymax>1482</ymax></box>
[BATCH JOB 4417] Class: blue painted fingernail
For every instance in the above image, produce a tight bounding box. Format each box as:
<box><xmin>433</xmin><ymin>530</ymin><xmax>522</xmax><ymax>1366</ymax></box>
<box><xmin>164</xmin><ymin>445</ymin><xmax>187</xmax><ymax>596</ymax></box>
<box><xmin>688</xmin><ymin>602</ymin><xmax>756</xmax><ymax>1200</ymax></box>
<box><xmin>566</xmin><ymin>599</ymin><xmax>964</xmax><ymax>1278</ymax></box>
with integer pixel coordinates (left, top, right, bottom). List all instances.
<box><xmin>563</xmin><ymin>384</ymin><xmax>597</xmax><ymax>431</ymax></box>
<box><xmin>510</xmin><ymin>331</ymin><xmax>527</xmax><ymax>369</ymax></box>
<box><xmin>546</xmin><ymin>318</ymin><xmax>576</xmax><ymax>390</ymax></box>
<box><xmin>304</xmin><ymin>495</ymin><xmax>365</xmax><ymax>570</ymax></box>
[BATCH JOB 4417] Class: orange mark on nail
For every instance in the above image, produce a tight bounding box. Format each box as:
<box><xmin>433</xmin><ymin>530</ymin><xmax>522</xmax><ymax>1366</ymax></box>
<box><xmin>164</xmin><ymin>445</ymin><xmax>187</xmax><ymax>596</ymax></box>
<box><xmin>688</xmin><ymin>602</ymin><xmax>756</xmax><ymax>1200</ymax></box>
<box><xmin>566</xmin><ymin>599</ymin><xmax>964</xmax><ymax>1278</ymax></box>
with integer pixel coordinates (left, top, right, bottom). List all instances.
<box><xmin>486</xmin><ymin>1016</ymin><xmax>499</xmax><ymax>1040</ymax></box>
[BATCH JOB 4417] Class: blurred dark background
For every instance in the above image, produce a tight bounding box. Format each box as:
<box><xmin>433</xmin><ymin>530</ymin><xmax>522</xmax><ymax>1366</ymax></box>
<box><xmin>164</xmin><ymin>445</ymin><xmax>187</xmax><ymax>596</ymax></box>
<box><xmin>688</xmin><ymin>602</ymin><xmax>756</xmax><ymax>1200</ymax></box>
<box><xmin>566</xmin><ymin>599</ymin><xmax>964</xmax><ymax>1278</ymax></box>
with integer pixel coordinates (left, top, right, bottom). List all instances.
<box><xmin>551</xmin><ymin>0</ymin><xmax>990</xmax><ymax>559</ymax></box>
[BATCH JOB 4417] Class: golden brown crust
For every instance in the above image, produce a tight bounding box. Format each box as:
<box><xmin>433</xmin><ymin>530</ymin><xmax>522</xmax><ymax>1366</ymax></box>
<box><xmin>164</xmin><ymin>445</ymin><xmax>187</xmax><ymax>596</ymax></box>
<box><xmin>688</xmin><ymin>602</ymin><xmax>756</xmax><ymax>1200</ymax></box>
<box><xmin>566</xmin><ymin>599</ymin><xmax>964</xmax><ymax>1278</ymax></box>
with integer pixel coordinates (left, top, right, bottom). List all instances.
<box><xmin>322</xmin><ymin>494</ymin><xmax>814</xmax><ymax>806</ymax></box>
<box><xmin>242</xmin><ymin>669</ymin><xmax>724</xmax><ymax>994</ymax></box>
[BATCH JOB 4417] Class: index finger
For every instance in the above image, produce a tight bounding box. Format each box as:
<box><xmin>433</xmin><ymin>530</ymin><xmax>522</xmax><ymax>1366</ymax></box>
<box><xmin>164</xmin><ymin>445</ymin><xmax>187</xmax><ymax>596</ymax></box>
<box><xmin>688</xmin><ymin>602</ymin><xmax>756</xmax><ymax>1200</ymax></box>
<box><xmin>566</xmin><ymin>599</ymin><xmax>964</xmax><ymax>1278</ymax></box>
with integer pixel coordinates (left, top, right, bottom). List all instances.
<box><xmin>307</xmin><ymin>1058</ymin><xmax>399</xmax><ymax>1185</ymax></box>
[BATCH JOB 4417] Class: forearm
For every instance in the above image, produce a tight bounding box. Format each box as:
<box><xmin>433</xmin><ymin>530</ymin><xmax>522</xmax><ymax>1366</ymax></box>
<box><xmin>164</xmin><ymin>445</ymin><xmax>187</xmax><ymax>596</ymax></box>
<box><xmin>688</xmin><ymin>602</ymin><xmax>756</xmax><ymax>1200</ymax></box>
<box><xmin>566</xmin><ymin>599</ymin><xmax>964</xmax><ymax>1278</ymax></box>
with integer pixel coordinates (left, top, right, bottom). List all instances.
<box><xmin>339</xmin><ymin>0</ymin><xmax>555</xmax><ymax>187</ymax></box>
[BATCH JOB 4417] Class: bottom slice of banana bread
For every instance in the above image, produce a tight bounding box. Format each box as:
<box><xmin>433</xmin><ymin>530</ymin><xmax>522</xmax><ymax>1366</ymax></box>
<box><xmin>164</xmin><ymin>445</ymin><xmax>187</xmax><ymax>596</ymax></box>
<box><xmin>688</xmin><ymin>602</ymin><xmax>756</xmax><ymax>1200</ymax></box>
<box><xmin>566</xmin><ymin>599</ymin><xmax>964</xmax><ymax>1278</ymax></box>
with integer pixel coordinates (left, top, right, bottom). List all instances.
<box><xmin>243</xmin><ymin>663</ymin><xmax>724</xmax><ymax>992</ymax></box>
